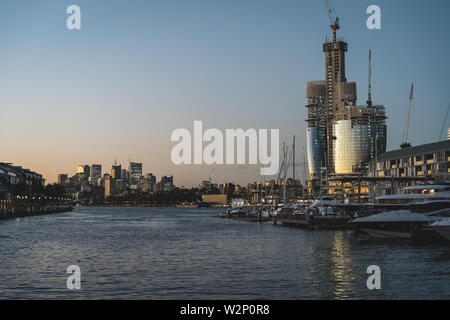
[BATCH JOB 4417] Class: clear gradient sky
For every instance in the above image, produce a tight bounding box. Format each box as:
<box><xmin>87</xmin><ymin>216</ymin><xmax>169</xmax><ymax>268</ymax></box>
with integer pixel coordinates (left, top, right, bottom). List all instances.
<box><xmin>1</xmin><ymin>0</ymin><xmax>449</xmax><ymax>187</ymax></box>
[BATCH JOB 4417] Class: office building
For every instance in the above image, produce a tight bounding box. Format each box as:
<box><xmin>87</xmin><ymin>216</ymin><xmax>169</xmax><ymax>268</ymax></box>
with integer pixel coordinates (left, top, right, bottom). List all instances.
<box><xmin>111</xmin><ymin>164</ymin><xmax>121</xmax><ymax>180</ymax></box>
<box><xmin>57</xmin><ymin>174</ymin><xmax>68</xmax><ymax>184</ymax></box>
<box><xmin>129</xmin><ymin>162</ymin><xmax>143</xmax><ymax>187</ymax></box>
<box><xmin>90</xmin><ymin>164</ymin><xmax>102</xmax><ymax>182</ymax></box>
<box><xmin>77</xmin><ymin>165</ymin><xmax>90</xmax><ymax>178</ymax></box>
<box><xmin>161</xmin><ymin>175</ymin><xmax>174</xmax><ymax>191</ymax></box>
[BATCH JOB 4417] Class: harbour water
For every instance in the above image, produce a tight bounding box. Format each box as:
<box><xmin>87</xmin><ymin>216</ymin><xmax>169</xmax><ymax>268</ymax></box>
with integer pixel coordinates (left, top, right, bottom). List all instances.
<box><xmin>0</xmin><ymin>207</ymin><xmax>449</xmax><ymax>299</ymax></box>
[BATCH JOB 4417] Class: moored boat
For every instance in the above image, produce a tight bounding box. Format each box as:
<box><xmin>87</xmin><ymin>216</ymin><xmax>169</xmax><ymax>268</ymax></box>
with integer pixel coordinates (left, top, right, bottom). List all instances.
<box><xmin>353</xmin><ymin>210</ymin><xmax>435</xmax><ymax>239</ymax></box>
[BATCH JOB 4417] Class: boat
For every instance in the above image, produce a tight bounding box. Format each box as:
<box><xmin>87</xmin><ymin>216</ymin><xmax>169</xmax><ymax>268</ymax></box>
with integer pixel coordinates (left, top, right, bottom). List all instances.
<box><xmin>229</xmin><ymin>206</ymin><xmax>246</xmax><ymax>216</ymax></box>
<box><xmin>310</xmin><ymin>196</ymin><xmax>342</xmax><ymax>208</ymax></box>
<box><xmin>353</xmin><ymin>210</ymin><xmax>436</xmax><ymax>239</ymax></box>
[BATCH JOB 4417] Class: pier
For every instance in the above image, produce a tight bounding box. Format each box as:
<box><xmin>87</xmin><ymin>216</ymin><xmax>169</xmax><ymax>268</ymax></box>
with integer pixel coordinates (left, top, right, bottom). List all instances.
<box><xmin>0</xmin><ymin>200</ymin><xmax>73</xmax><ymax>220</ymax></box>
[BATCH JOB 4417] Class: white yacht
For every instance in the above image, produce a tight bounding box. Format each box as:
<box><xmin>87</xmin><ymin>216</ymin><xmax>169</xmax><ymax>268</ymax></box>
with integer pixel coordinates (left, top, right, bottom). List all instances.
<box><xmin>353</xmin><ymin>206</ymin><xmax>450</xmax><ymax>239</ymax></box>
<box><xmin>310</xmin><ymin>196</ymin><xmax>342</xmax><ymax>208</ymax></box>
<box><xmin>229</xmin><ymin>206</ymin><xmax>246</xmax><ymax>215</ymax></box>
<box><xmin>353</xmin><ymin>210</ymin><xmax>436</xmax><ymax>239</ymax></box>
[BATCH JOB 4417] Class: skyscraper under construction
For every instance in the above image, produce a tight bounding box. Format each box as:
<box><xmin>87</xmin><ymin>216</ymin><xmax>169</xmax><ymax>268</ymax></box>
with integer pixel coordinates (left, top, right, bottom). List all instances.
<box><xmin>306</xmin><ymin>14</ymin><xmax>386</xmax><ymax>182</ymax></box>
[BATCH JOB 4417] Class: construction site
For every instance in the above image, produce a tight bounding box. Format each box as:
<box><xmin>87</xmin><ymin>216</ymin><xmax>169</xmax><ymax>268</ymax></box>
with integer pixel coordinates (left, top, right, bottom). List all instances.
<box><xmin>304</xmin><ymin>0</ymin><xmax>450</xmax><ymax>203</ymax></box>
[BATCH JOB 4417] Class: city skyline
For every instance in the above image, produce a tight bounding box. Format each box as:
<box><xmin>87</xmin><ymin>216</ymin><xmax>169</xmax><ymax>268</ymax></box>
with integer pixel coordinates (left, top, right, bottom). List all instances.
<box><xmin>1</xmin><ymin>0</ymin><xmax>449</xmax><ymax>187</ymax></box>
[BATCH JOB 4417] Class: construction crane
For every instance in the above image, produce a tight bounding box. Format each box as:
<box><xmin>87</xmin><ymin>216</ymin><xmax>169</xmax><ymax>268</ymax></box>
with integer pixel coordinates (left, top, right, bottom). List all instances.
<box><xmin>367</xmin><ymin>49</ymin><xmax>373</xmax><ymax>107</ymax></box>
<box><xmin>401</xmin><ymin>83</ymin><xmax>414</xmax><ymax>149</ymax></box>
<box><xmin>439</xmin><ymin>103</ymin><xmax>450</xmax><ymax>141</ymax></box>
<box><xmin>324</xmin><ymin>0</ymin><xmax>340</xmax><ymax>41</ymax></box>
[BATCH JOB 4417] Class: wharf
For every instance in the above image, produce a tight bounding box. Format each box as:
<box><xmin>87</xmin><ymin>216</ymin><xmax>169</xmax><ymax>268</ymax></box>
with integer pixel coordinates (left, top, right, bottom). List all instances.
<box><xmin>0</xmin><ymin>200</ymin><xmax>73</xmax><ymax>221</ymax></box>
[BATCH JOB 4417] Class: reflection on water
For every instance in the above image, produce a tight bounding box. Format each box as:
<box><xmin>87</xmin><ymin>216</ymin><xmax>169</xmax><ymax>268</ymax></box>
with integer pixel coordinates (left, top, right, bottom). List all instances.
<box><xmin>0</xmin><ymin>207</ymin><xmax>449</xmax><ymax>299</ymax></box>
<box><xmin>329</xmin><ymin>232</ymin><xmax>355</xmax><ymax>300</ymax></box>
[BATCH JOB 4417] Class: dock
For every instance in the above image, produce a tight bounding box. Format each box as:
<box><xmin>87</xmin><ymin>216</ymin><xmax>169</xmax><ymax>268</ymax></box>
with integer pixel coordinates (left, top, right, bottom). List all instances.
<box><xmin>0</xmin><ymin>200</ymin><xmax>73</xmax><ymax>221</ymax></box>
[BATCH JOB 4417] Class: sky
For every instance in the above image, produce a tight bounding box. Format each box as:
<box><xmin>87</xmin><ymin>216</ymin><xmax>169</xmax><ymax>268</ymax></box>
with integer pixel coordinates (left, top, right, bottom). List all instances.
<box><xmin>1</xmin><ymin>0</ymin><xmax>449</xmax><ymax>187</ymax></box>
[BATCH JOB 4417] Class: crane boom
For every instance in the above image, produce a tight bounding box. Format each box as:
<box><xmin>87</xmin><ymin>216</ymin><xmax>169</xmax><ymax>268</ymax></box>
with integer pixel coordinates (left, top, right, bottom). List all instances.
<box><xmin>324</xmin><ymin>0</ymin><xmax>340</xmax><ymax>40</ymax></box>
<box><xmin>401</xmin><ymin>83</ymin><xmax>414</xmax><ymax>148</ymax></box>
<box><xmin>439</xmin><ymin>103</ymin><xmax>450</xmax><ymax>140</ymax></box>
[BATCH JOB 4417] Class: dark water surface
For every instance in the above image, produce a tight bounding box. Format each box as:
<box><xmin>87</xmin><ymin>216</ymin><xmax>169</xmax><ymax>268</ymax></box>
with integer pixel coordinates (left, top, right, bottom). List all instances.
<box><xmin>0</xmin><ymin>207</ymin><xmax>449</xmax><ymax>299</ymax></box>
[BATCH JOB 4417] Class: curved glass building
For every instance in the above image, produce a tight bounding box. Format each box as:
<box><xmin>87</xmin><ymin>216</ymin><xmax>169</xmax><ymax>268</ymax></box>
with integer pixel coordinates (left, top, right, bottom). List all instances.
<box><xmin>307</xmin><ymin>127</ymin><xmax>325</xmax><ymax>179</ymax></box>
<box><xmin>333</xmin><ymin>120</ymin><xmax>369</xmax><ymax>174</ymax></box>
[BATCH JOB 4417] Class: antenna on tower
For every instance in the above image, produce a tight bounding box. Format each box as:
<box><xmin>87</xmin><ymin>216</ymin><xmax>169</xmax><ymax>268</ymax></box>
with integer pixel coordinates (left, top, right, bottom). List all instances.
<box><xmin>367</xmin><ymin>49</ymin><xmax>373</xmax><ymax>107</ymax></box>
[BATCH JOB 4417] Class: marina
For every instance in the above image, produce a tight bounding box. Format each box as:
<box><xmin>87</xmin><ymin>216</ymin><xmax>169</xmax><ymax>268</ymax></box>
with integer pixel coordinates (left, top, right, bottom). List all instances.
<box><xmin>216</xmin><ymin>185</ymin><xmax>450</xmax><ymax>244</ymax></box>
<box><xmin>1</xmin><ymin>206</ymin><xmax>449</xmax><ymax>300</ymax></box>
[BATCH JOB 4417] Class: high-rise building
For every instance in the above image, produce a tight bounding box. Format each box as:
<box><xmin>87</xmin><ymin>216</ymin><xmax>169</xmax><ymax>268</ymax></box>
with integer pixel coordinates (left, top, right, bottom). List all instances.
<box><xmin>57</xmin><ymin>174</ymin><xmax>68</xmax><ymax>184</ymax></box>
<box><xmin>111</xmin><ymin>164</ymin><xmax>121</xmax><ymax>180</ymax></box>
<box><xmin>306</xmin><ymin>81</ymin><xmax>326</xmax><ymax>179</ymax></box>
<box><xmin>129</xmin><ymin>162</ymin><xmax>143</xmax><ymax>186</ymax></box>
<box><xmin>121</xmin><ymin>169</ymin><xmax>129</xmax><ymax>183</ymax></box>
<box><xmin>90</xmin><ymin>164</ymin><xmax>102</xmax><ymax>182</ymax></box>
<box><xmin>447</xmin><ymin>128</ymin><xmax>450</xmax><ymax>140</ymax></box>
<box><xmin>305</xmin><ymin>22</ymin><xmax>386</xmax><ymax>178</ymax></box>
<box><xmin>161</xmin><ymin>175</ymin><xmax>174</xmax><ymax>191</ymax></box>
<box><xmin>104</xmin><ymin>174</ymin><xmax>113</xmax><ymax>197</ymax></box>
<box><xmin>77</xmin><ymin>165</ymin><xmax>90</xmax><ymax>177</ymax></box>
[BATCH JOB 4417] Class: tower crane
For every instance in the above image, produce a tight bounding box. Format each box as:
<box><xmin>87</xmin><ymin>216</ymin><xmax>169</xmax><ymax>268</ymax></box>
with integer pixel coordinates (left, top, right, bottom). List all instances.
<box><xmin>324</xmin><ymin>0</ymin><xmax>340</xmax><ymax>41</ymax></box>
<box><xmin>401</xmin><ymin>83</ymin><xmax>414</xmax><ymax>149</ymax></box>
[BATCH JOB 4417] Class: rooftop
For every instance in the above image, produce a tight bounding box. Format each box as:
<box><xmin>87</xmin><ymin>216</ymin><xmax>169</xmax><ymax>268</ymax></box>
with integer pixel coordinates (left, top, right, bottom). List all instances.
<box><xmin>371</xmin><ymin>140</ymin><xmax>450</xmax><ymax>162</ymax></box>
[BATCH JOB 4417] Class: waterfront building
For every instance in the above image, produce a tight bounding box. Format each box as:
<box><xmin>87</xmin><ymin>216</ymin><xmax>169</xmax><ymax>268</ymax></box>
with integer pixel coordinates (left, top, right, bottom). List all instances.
<box><xmin>0</xmin><ymin>163</ymin><xmax>45</xmax><ymax>200</ymax></box>
<box><xmin>57</xmin><ymin>174</ymin><xmax>68</xmax><ymax>184</ymax></box>
<box><xmin>333</xmin><ymin>105</ymin><xmax>386</xmax><ymax>174</ymax></box>
<box><xmin>305</xmin><ymin>20</ymin><xmax>387</xmax><ymax>184</ymax></box>
<box><xmin>368</xmin><ymin>140</ymin><xmax>450</xmax><ymax>196</ymax></box>
<box><xmin>202</xmin><ymin>194</ymin><xmax>228</xmax><ymax>205</ymax></box>
<box><xmin>90</xmin><ymin>164</ymin><xmax>102</xmax><ymax>182</ymax></box>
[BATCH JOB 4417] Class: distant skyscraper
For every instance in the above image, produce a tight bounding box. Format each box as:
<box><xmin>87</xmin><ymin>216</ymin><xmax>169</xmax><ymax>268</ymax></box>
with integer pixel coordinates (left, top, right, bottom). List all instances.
<box><xmin>104</xmin><ymin>174</ymin><xmax>113</xmax><ymax>197</ymax></box>
<box><xmin>161</xmin><ymin>175</ymin><xmax>174</xmax><ymax>191</ymax></box>
<box><xmin>111</xmin><ymin>164</ymin><xmax>121</xmax><ymax>180</ymax></box>
<box><xmin>91</xmin><ymin>164</ymin><xmax>102</xmax><ymax>181</ymax></box>
<box><xmin>77</xmin><ymin>165</ymin><xmax>90</xmax><ymax>177</ymax></box>
<box><xmin>57</xmin><ymin>174</ymin><xmax>68</xmax><ymax>184</ymax></box>
<box><xmin>121</xmin><ymin>169</ymin><xmax>129</xmax><ymax>182</ymax></box>
<box><xmin>129</xmin><ymin>162</ymin><xmax>143</xmax><ymax>186</ymax></box>
<box><xmin>447</xmin><ymin>128</ymin><xmax>450</xmax><ymax>140</ymax></box>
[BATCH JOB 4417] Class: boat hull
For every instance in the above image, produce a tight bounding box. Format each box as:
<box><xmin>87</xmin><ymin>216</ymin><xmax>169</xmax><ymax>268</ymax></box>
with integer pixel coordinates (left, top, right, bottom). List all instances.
<box><xmin>433</xmin><ymin>226</ymin><xmax>450</xmax><ymax>242</ymax></box>
<box><xmin>361</xmin><ymin>228</ymin><xmax>411</xmax><ymax>239</ymax></box>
